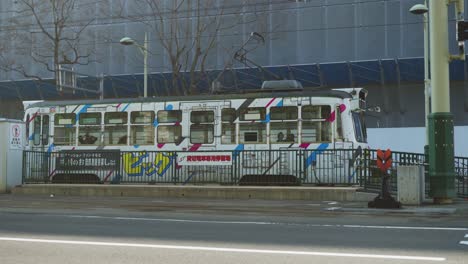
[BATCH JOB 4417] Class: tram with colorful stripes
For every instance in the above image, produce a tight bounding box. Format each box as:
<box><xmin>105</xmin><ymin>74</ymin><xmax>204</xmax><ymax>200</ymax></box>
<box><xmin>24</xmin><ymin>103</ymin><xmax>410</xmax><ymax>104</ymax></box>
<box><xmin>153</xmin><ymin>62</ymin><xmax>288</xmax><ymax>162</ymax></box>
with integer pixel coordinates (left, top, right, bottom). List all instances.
<box><xmin>23</xmin><ymin>80</ymin><xmax>369</xmax><ymax>184</ymax></box>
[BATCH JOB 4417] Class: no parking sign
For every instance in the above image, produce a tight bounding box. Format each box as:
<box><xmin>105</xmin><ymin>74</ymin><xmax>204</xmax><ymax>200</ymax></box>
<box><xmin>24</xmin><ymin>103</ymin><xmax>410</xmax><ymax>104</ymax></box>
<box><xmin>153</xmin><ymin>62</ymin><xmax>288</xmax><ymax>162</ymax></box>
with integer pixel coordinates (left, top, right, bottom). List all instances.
<box><xmin>9</xmin><ymin>123</ymin><xmax>23</xmax><ymax>149</ymax></box>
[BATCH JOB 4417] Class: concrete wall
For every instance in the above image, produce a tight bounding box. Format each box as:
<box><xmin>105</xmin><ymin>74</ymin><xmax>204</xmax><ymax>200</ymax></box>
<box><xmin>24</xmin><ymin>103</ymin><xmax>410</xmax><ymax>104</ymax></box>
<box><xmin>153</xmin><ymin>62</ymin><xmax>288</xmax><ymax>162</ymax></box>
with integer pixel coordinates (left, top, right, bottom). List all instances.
<box><xmin>368</xmin><ymin>126</ymin><xmax>468</xmax><ymax>157</ymax></box>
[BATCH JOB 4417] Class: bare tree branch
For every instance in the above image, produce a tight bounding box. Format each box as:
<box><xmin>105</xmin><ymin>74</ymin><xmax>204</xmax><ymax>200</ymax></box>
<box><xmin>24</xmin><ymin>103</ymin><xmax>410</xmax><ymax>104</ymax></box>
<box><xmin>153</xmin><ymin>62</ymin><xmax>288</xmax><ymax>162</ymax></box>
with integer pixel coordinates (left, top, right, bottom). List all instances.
<box><xmin>1</xmin><ymin>0</ymin><xmax>95</xmax><ymax>89</ymax></box>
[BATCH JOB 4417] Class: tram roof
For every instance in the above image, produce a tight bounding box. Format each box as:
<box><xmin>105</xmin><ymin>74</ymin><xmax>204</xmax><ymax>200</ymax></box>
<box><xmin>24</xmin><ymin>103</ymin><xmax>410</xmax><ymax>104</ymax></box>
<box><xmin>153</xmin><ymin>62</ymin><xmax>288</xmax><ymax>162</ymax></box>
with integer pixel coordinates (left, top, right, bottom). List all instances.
<box><xmin>26</xmin><ymin>88</ymin><xmax>354</xmax><ymax>110</ymax></box>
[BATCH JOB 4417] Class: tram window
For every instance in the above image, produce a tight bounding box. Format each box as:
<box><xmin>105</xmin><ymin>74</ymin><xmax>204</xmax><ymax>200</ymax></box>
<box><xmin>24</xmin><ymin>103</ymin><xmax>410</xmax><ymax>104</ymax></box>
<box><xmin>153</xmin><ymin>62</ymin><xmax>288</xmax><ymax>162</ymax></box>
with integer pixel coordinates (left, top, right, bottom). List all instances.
<box><xmin>26</xmin><ymin>114</ymin><xmax>30</xmax><ymax>144</ymax></box>
<box><xmin>270</xmin><ymin>106</ymin><xmax>298</xmax><ymax>120</ymax></box>
<box><xmin>302</xmin><ymin>121</ymin><xmax>331</xmax><ymax>143</ymax></box>
<box><xmin>271</xmin><ymin>122</ymin><xmax>298</xmax><ymax>143</ymax></box>
<box><xmin>336</xmin><ymin>106</ymin><xmax>343</xmax><ymax>140</ymax></box>
<box><xmin>131</xmin><ymin>125</ymin><xmax>154</xmax><ymax>145</ymax></box>
<box><xmin>55</xmin><ymin>113</ymin><xmax>75</xmax><ymax>125</ymax></box>
<box><xmin>130</xmin><ymin>111</ymin><xmax>155</xmax><ymax>145</ymax></box>
<box><xmin>191</xmin><ymin>111</ymin><xmax>214</xmax><ymax>123</ymax></box>
<box><xmin>158</xmin><ymin>125</ymin><xmax>182</xmax><ymax>144</ymax></box>
<box><xmin>221</xmin><ymin>108</ymin><xmax>236</xmax><ymax>122</ymax></box>
<box><xmin>105</xmin><ymin>112</ymin><xmax>127</xmax><ymax>124</ymax></box>
<box><xmin>302</xmin><ymin>105</ymin><xmax>331</xmax><ymax>120</ymax></box>
<box><xmin>158</xmin><ymin>110</ymin><xmax>182</xmax><ymax>123</ymax></box>
<box><xmin>240</xmin><ymin>108</ymin><xmax>265</xmax><ymax>121</ymax></box>
<box><xmin>221</xmin><ymin>108</ymin><xmax>236</xmax><ymax>144</ymax></box>
<box><xmin>352</xmin><ymin>112</ymin><xmax>367</xmax><ymax>143</ymax></box>
<box><xmin>239</xmin><ymin>123</ymin><xmax>266</xmax><ymax>143</ymax></box>
<box><xmin>33</xmin><ymin>117</ymin><xmax>41</xmax><ymax>145</ymax></box>
<box><xmin>104</xmin><ymin>112</ymin><xmax>127</xmax><ymax>145</ymax></box>
<box><xmin>221</xmin><ymin>124</ymin><xmax>236</xmax><ymax>144</ymax></box>
<box><xmin>79</xmin><ymin>113</ymin><xmax>101</xmax><ymax>125</ymax></box>
<box><xmin>54</xmin><ymin>113</ymin><xmax>76</xmax><ymax>146</ymax></box>
<box><xmin>78</xmin><ymin>113</ymin><xmax>101</xmax><ymax>146</ymax></box>
<box><xmin>131</xmin><ymin>111</ymin><xmax>154</xmax><ymax>124</ymax></box>
<box><xmin>42</xmin><ymin>115</ymin><xmax>49</xmax><ymax>145</ymax></box>
<box><xmin>190</xmin><ymin>124</ymin><xmax>214</xmax><ymax>144</ymax></box>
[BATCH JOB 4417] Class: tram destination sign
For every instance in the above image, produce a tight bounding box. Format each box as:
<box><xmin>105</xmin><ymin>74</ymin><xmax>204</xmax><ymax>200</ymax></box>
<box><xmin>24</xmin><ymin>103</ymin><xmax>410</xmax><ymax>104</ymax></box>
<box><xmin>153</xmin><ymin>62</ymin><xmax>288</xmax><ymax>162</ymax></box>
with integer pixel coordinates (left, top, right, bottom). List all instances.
<box><xmin>177</xmin><ymin>152</ymin><xmax>233</xmax><ymax>166</ymax></box>
<box><xmin>56</xmin><ymin>150</ymin><xmax>121</xmax><ymax>171</ymax></box>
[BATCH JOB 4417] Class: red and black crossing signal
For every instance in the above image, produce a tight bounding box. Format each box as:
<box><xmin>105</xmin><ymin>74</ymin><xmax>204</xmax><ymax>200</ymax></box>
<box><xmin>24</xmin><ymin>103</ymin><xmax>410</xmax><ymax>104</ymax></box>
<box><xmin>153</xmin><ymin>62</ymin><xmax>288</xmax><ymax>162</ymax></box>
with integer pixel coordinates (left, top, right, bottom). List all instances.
<box><xmin>376</xmin><ymin>149</ymin><xmax>392</xmax><ymax>173</ymax></box>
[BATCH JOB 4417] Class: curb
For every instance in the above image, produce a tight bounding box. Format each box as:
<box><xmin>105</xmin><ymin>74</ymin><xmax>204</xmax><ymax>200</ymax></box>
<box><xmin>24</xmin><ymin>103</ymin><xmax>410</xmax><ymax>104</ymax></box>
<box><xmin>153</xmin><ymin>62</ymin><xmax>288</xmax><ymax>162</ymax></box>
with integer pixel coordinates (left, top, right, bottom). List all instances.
<box><xmin>12</xmin><ymin>184</ymin><xmax>377</xmax><ymax>202</ymax></box>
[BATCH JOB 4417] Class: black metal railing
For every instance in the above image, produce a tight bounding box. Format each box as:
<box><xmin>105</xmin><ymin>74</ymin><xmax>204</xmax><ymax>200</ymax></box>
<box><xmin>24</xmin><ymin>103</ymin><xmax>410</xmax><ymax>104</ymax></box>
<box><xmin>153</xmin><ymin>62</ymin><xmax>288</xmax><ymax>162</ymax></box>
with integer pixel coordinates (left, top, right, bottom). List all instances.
<box><xmin>22</xmin><ymin>149</ymin><xmax>468</xmax><ymax>198</ymax></box>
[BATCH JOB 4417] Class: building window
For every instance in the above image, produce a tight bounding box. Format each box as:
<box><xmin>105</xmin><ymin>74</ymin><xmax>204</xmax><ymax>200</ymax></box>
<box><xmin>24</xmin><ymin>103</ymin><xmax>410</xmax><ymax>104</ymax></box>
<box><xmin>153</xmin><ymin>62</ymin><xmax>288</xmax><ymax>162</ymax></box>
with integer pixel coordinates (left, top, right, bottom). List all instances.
<box><xmin>157</xmin><ymin>110</ymin><xmax>182</xmax><ymax>123</ymax></box>
<box><xmin>54</xmin><ymin>113</ymin><xmax>76</xmax><ymax>146</ymax></box>
<box><xmin>78</xmin><ymin>113</ymin><xmax>101</xmax><ymax>145</ymax></box>
<box><xmin>130</xmin><ymin>111</ymin><xmax>155</xmax><ymax>145</ymax></box>
<box><xmin>104</xmin><ymin>112</ymin><xmax>128</xmax><ymax>145</ymax></box>
<box><xmin>157</xmin><ymin>125</ymin><xmax>182</xmax><ymax>144</ymax></box>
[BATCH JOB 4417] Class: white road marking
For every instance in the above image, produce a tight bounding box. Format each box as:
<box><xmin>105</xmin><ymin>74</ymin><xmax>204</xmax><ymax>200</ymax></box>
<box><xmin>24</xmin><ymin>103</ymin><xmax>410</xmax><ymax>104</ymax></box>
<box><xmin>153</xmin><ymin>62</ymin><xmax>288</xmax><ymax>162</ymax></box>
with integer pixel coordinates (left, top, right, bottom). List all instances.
<box><xmin>341</xmin><ymin>225</ymin><xmax>468</xmax><ymax>231</ymax></box>
<box><xmin>460</xmin><ymin>234</ymin><xmax>468</xmax><ymax>245</ymax></box>
<box><xmin>0</xmin><ymin>237</ymin><xmax>446</xmax><ymax>261</ymax></box>
<box><xmin>66</xmin><ymin>215</ymin><xmax>468</xmax><ymax>231</ymax></box>
<box><xmin>324</xmin><ymin>207</ymin><xmax>342</xmax><ymax>211</ymax></box>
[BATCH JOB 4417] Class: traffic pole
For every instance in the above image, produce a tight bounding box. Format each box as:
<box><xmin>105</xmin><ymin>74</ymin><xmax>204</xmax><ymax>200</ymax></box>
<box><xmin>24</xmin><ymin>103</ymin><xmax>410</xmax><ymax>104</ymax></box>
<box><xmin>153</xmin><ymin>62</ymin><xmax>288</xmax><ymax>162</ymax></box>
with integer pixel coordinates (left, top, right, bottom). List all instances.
<box><xmin>428</xmin><ymin>0</ymin><xmax>455</xmax><ymax>203</ymax></box>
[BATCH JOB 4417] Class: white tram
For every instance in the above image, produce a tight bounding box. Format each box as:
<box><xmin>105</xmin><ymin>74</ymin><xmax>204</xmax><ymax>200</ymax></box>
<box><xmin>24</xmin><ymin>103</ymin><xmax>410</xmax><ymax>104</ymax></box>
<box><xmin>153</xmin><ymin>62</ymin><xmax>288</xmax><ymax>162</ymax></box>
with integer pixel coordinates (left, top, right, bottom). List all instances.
<box><xmin>23</xmin><ymin>81</ymin><xmax>368</xmax><ymax>184</ymax></box>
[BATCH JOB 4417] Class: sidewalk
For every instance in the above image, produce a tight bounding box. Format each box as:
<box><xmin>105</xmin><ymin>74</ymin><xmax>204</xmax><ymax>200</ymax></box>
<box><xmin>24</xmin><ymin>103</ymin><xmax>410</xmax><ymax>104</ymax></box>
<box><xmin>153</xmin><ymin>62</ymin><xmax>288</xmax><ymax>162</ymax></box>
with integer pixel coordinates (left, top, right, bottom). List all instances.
<box><xmin>2</xmin><ymin>191</ymin><xmax>468</xmax><ymax>218</ymax></box>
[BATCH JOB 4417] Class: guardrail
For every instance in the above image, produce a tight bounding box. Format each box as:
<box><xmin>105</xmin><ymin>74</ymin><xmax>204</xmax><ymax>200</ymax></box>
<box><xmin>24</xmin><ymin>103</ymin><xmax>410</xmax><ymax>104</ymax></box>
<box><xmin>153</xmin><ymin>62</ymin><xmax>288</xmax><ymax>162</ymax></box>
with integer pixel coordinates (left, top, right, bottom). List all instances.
<box><xmin>22</xmin><ymin>149</ymin><xmax>468</xmax><ymax>198</ymax></box>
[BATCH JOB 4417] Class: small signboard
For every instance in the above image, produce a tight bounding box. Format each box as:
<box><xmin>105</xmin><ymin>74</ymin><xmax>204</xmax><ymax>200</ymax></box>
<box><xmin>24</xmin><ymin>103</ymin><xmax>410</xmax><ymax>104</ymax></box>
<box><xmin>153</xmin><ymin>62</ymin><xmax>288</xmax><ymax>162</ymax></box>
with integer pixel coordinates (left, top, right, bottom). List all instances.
<box><xmin>177</xmin><ymin>152</ymin><xmax>233</xmax><ymax>166</ymax></box>
<box><xmin>56</xmin><ymin>150</ymin><xmax>120</xmax><ymax>171</ymax></box>
<box><xmin>9</xmin><ymin>123</ymin><xmax>23</xmax><ymax>150</ymax></box>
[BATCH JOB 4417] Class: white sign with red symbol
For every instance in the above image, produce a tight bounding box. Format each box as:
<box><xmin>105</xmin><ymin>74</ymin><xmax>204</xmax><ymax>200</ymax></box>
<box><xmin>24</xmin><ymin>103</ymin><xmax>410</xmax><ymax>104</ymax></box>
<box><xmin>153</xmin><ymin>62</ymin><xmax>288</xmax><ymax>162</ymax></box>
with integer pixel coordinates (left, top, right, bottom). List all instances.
<box><xmin>9</xmin><ymin>124</ymin><xmax>23</xmax><ymax>149</ymax></box>
<box><xmin>177</xmin><ymin>152</ymin><xmax>233</xmax><ymax>166</ymax></box>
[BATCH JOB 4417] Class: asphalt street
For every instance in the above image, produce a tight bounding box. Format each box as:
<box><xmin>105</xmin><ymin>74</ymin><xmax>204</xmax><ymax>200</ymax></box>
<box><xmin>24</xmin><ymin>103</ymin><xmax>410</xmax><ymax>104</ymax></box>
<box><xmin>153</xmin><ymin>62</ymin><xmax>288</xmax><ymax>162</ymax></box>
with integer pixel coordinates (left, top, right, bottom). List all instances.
<box><xmin>0</xmin><ymin>195</ymin><xmax>467</xmax><ymax>264</ymax></box>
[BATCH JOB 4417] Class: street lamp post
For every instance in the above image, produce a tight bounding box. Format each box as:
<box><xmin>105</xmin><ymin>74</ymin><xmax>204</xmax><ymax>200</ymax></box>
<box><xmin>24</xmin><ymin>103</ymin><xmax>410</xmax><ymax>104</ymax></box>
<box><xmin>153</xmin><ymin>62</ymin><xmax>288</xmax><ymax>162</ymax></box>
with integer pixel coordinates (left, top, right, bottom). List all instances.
<box><xmin>409</xmin><ymin>3</ymin><xmax>430</xmax><ymax>148</ymax></box>
<box><xmin>120</xmin><ymin>32</ymin><xmax>149</xmax><ymax>98</ymax></box>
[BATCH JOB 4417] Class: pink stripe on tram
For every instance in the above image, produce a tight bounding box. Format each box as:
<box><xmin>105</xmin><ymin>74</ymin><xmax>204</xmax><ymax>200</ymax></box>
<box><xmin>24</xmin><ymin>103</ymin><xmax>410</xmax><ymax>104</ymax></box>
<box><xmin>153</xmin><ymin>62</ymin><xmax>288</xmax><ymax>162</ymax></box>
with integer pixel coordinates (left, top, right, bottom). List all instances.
<box><xmin>103</xmin><ymin>171</ymin><xmax>114</xmax><ymax>183</ymax></box>
<box><xmin>299</xmin><ymin>143</ymin><xmax>311</xmax><ymax>149</ymax></box>
<box><xmin>27</xmin><ymin>112</ymin><xmax>39</xmax><ymax>124</ymax></box>
<box><xmin>265</xmin><ymin>98</ymin><xmax>276</xmax><ymax>108</ymax></box>
<box><xmin>49</xmin><ymin>169</ymin><xmax>57</xmax><ymax>180</ymax></box>
<box><xmin>326</xmin><ymin>111</ymin><xmax>336</xmax><ymax>122</ymax></box>
<box><xmin>189</xmin><ymin>144</ymin><xmax>202</xmax><ymax>151</ymax></box>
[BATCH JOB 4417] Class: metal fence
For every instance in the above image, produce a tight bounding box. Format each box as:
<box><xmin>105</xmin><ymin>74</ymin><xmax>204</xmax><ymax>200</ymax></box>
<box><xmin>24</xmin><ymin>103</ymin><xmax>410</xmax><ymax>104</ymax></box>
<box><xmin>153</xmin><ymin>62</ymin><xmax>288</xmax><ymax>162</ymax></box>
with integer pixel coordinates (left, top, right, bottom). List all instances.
<box><xmin>22</xmin><ymin>149</ymin><xmax>468</xmax><ymax>198</ymax></box>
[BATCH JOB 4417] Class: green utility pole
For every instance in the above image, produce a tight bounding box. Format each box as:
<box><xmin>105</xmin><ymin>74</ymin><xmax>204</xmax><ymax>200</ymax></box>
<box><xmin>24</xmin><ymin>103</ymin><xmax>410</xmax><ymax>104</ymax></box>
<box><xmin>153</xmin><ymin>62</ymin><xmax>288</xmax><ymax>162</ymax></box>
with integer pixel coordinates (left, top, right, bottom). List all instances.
<box><xmin>428</xmin><ymin>0</ymin><xmax>462</xmax><ymax>203</ymax></box>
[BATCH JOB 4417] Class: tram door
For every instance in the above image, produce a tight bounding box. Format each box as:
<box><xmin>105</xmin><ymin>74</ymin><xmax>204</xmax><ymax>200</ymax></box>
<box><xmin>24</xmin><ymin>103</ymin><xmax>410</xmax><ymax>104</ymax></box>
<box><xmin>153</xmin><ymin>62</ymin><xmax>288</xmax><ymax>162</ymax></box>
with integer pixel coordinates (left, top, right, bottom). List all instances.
<box><xmin>180</xmin><ymin>101</ymin><xmax>226</xmax><ymax>150</ymax></box>
<box><xmin>30</xmin><ymin>114</ymin><xmax>50</xmax><ymax>151</ymax></box>
<box><xmin>179</xmin><ymin>101</ymin><xmax>230</xmax><ymax>184</ymax></box>
<box><xmin>28</xmin><ymin>114</ymin><xmax>51</xmax><ymax>180</ymax></box>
